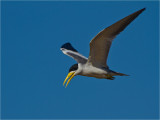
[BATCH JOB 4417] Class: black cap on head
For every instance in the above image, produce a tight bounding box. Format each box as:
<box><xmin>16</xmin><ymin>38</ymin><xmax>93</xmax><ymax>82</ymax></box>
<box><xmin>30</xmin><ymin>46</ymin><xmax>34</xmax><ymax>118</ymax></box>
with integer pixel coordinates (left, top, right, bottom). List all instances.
<box><xmin>69</xmin><ymin>64</ymin><xmax>78</xmax><ymax>72</ymax></box>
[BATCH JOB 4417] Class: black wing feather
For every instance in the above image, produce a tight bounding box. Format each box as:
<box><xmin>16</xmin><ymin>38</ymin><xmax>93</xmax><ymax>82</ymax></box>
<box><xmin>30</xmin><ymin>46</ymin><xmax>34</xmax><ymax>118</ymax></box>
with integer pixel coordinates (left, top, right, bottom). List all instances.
<box><xmin>61</xmin><ymin>43</ymin><xmax>78</xmax><ymax>52</ymax></box>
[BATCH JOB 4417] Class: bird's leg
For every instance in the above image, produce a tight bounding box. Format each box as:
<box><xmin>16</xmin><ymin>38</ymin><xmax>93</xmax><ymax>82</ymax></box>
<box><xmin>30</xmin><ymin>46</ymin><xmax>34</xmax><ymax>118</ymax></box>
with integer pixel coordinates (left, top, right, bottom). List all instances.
<box><xmin>106</xmin><ymin>75</ymin><xmax>115</xmax><ymax>80</ymax></box>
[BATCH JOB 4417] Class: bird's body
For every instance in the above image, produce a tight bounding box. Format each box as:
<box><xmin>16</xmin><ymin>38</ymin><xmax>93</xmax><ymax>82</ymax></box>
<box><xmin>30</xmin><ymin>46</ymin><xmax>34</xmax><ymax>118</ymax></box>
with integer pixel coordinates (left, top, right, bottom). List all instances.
<box><xmin>61</xmin><ymin>8</ymin><xmax>146</xmax><ymax>87</ymax></box>
<box><xmin>77</xmin><ymin>63</ymin><xmax>109</xmax><ymax>78</ymax></box>
<box><xmin>77</xmin><ymin>63</ymin><xmax>125</xmax><ymax>79</ymax></box>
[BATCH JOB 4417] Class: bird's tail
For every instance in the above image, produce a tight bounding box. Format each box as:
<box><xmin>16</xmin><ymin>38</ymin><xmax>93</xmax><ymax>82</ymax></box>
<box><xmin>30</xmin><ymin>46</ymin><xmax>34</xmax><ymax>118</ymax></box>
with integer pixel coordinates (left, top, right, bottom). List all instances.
<box><xmin>114</xmin><ymin>72</ymin><xmax>129</xmax><ymax>76</ymax></box>
<box><xmin>106</xmin><ymin>71</ymin><xmax>129</xmax><ymax>80</ymax></box>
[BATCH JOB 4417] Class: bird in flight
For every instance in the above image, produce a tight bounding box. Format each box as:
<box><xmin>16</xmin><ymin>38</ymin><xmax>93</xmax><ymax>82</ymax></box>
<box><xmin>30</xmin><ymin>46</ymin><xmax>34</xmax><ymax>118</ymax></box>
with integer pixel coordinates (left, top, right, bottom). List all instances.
<box><xmin>61</xmin><ymin>8</ymin><xmax>145</xmax><ymax>87</ymax></box>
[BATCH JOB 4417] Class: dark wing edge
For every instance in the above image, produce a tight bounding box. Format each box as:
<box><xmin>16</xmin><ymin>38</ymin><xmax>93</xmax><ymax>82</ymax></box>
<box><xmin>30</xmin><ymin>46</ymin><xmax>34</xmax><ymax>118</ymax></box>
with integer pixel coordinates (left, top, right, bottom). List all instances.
<box><xmin>61</xmin><ymin>43</ymin><xmax>78</xmax><ymax>52</ymax></box>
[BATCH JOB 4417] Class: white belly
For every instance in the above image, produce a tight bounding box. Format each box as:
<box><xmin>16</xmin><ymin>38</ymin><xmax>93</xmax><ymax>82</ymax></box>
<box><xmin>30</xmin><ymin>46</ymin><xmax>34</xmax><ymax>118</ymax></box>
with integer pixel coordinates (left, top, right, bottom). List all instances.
<box><xmin>78</xmin><ymin>64</ymin><xmax>109</xmax><ymax>78</ymax></box>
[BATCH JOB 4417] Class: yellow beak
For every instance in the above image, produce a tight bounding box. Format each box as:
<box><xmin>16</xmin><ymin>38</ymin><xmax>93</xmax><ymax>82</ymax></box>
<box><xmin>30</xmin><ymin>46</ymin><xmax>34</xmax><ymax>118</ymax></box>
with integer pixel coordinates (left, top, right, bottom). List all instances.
<box><xmin>63</xmin><ymin>71</ymin><xmax>75</xmax><ymax>88</ymax></box>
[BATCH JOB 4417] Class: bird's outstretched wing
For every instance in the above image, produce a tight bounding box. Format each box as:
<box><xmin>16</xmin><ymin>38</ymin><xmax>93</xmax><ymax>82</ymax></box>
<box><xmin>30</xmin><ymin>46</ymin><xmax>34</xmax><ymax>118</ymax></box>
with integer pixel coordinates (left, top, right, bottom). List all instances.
<box><xmin>61</xmin><ymin>43</ymin><xmax>88</xmax><ymax>64</ymax></box>
<box><xmin>87</xmin><ymin>8</ymin><xmax>145</xmax><ymax>67</ymax></box>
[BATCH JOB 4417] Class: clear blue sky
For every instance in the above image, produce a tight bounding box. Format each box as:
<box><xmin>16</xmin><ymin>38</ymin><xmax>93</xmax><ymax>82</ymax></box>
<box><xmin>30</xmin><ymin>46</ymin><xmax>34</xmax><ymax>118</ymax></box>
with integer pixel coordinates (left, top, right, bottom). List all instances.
<box><xmin>1</xmin><ymin>1</ymin><xmax>159</xmax><ymax>119</ymax></box>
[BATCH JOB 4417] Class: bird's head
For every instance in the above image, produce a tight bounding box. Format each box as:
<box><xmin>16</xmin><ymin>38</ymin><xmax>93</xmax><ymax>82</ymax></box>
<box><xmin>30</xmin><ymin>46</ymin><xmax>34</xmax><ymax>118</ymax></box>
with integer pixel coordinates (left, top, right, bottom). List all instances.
<box><xmin>63</xmin><ymin>64</ymin><xmax>78</xmax><ymax>88</ymax></box>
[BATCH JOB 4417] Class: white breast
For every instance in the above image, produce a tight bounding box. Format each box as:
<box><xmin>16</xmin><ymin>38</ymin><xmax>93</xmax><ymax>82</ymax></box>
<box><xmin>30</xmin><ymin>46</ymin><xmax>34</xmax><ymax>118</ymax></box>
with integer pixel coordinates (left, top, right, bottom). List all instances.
<box><xmin>78</xmin><ymin>64</ymin><xmax>109</xmax><ymax>78</ymax></box>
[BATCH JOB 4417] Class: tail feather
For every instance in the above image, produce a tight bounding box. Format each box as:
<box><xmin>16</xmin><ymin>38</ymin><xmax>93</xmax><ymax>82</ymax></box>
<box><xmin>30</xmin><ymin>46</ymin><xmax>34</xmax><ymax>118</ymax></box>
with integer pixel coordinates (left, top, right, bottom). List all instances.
<box><xmin>106</xmin><ymin>71</ymin><xmax>129</xmax><ymax>80</ymax></box>
<box><xmin>115</xmin><ymin>72</ymin><xmax>129</xmax><ymax>76</ymax></box>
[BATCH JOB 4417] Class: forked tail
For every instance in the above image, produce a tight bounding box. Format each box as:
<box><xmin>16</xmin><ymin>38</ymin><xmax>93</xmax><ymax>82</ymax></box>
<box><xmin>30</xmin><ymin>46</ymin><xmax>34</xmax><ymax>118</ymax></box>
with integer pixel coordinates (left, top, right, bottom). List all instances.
<box><xmin>114</xmin><ymin>72</ymin><xmax>129</xmax><ymax>76</ymax></box>
<box><xmin>106</xmin><ymin>72</ymin><xmax>129</xmax><ymax>80</ymax></box>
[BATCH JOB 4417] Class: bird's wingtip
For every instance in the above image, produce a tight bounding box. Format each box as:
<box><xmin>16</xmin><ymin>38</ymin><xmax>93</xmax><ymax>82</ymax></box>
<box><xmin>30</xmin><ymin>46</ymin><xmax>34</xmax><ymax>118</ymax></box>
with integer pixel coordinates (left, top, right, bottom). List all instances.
<box><xmin>141</xmin><ymin>8</ymin><xmax>146</xmax><ymax>11</ymax></box>
<box><xmin>142</xmin><ymin>7</ymin><xmax>146</xmax><ymax>10</ymax></box>
<box><xmin>136</xmin><ymin>8</ymin><xmax>146</xmax><ymax>14</ymax></box>
<box><xmin>61</xmin><ymin>42</ymin><xmax>71</xmax><ymax>48</ymax></box>
<box><xmin>61</xmin><ymin>43</ymin><xmax>78</xmax><ymax>52</ymax></box>
<box><xmin>137</xmin><ymin>8</ymin><xmax>146</xmax><ymax>14</ymax></box>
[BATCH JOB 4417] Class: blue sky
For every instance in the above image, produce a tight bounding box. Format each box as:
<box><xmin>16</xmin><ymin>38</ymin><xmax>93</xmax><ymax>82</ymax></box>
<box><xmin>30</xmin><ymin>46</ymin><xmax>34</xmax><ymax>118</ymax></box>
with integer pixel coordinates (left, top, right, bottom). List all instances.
<box><xmin>1</xmin><ymin>1</ymin><xmax>159</xmax><ymax>119</ymax></box>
